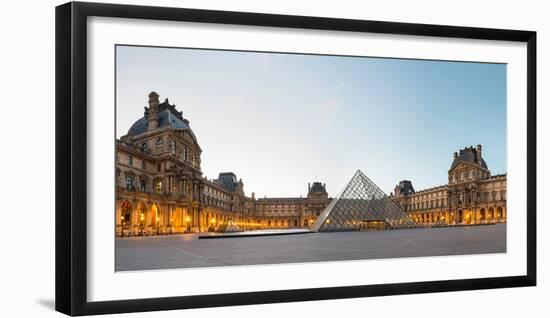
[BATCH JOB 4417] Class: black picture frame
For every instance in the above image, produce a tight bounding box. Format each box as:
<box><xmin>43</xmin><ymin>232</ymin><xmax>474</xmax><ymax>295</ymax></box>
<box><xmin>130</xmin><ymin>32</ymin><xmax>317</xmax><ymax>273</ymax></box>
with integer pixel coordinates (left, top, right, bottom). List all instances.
<box><xmin>55</xmin><ymin>1</ymin><xmax>537</xmax><ymax>316</ymax></box>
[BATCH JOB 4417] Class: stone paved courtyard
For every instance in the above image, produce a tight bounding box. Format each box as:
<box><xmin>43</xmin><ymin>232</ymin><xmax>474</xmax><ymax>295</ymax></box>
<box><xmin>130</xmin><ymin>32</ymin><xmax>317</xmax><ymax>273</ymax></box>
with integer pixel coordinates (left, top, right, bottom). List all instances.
<box><xmin>115</xmin><ymin>224</ymin><xmax>506</xmax><ymax>271</ymax></box>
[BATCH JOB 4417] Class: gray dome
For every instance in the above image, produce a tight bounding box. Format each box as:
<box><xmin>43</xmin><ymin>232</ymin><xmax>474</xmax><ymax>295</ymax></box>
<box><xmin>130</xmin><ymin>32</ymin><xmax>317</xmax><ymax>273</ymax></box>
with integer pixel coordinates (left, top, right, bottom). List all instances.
<box><xmin>127</xmin><ymin>99</ymin><xmax>195</xmax><ymax>137</ymax></box>
<box><xmin>450</xmin><ymin>147</ymin><xmax>488</xmax><ymax>170</ymax></box>
<box><xmin>127</xmin><ymin>109</ymin><xmax>191</xmax><ymax>136</ymax></box>
<box><xmin>309</xmin><ymin>182</ymin><xmax>327</xmax><ymax>194</ymax></box>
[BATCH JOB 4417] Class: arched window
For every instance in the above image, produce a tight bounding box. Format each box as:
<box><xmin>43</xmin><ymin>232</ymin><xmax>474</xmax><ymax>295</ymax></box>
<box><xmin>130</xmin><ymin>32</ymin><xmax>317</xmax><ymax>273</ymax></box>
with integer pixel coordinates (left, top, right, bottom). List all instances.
<box><xmin>127</xmin><ymin>155</ymin><xmax>133</xmax><ymax>166</ymax></box>
<box><xmin>170</xmin><ymin>140</ymin><xmax>176</xmax><ymax>155</ymax></box>
<box><xmin>140</xmin><ymin>142</ymin><xmax>148</xmax><ymax>153</ymax></box>
<box><xmin>156</xmin><ymin>138</ymin><xmax>163</xmax><ymax>153</ymax></box>
<box><xmin>121</xmin><ymin>201</ymin><xmax>132</xmax><ymax>222</ymax></box>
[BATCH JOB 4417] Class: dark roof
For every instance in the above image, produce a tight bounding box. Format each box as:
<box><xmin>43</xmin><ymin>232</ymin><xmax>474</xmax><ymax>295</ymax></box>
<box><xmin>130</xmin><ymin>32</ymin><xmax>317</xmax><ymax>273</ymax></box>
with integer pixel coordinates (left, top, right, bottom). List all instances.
<box><xmin>215</xmin><ymin>172</ymin><xmax>238</xmax><ymax>192</ymax></box>
<box><xmin>450</xmin><ymin>146</ymin><xmax>488</xmax><ymax>170</ymax></box>
<box><xmin>398</xmin><ymin>180</ymin><xmax>415</xmax><ymax>195</ymax></box>
<box><xmin>126</xmin><ymin>100</ymin><xmax>194</xmax><ymax>137</ymax></box>
<box><xmin>309</xmin><ymin>182</ymin><xmax>327</xmax><ymax>194</ymax></box>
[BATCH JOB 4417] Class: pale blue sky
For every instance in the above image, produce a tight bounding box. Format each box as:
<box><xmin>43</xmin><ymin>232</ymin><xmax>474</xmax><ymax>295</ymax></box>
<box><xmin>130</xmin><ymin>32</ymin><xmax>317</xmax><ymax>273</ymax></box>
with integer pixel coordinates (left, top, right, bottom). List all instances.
<box><xmin>116</xmin><ymin>45</ymin><xmax>506</xmax><ymax>197</ymax></box>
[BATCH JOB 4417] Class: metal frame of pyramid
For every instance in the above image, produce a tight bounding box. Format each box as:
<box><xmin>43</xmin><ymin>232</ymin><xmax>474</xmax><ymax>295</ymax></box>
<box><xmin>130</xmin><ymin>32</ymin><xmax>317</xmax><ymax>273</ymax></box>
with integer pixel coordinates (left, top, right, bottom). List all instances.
<box><xmin>311</xmin><ymin>170</ymin><xmax>417</xmax><ymax>232</ymax></box>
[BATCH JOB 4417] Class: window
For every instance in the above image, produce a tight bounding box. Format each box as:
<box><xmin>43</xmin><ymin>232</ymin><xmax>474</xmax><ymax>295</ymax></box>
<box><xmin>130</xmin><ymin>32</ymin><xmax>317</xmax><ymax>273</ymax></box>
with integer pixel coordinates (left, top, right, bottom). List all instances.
<box><xmin>192</xmin><ymin>153</ymin><xmax>197</xmax><ymax>166</ymax></box>
<box><xmin>140</xmin><ymin>179</ymin><xmax>146</xmax><ymax>192</ymax></box>
<box><xmin>182</xmin><ymin>147</ymin><xmax>187</xmax><ymax>161</ymax></box>
<box><xmin>126</xmin><ymin>175</ymin><xmax>133</xmax><ymax>191</ymax></box>
<box><xmin>141</xmin><ymin>161</ymin><xmax>146</xmax><ymax>170</ymax></box>
<box><xmin>157</xmin><ymin>163</ymin><xmax>161</xmax><ymax>172</ymax></box>
<box><xmin>155</xmin><ymin>180</ymin><xmax>162</xmax><ymax>195</ymax></box>
<box><xmin>469</xmin><ymin>170</ymin><xmax>474</xmax><ymax>179</ymax></box>
<box><xmin>170</xmin><ymin>140</ymin><xmax>176</xmax><ymax>155</ymax></box>
<box><xmin>140</xmin><ymin>143</ymin><xmax>148</xmax><ymax>153</ymax></box>
<box><xmin>127</xmin><ymin>156</ymin><xmax>133</xmax><ymax>166</ymax></box>
<box><xmin>121</xmin><ymin>201</ymin><xmax>132</xmax><ymax>222</ymax></box>
<box><xmin>156</xmin><ymin>138</ymin><xmax>163</xmax><ymax>153</ymax></box>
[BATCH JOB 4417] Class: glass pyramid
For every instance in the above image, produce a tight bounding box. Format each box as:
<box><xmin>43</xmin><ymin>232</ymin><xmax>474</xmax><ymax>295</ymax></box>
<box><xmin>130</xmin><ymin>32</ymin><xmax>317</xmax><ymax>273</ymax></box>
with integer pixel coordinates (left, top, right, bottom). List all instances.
<box><xmin>311</xmin><ymin>170</ymin><xmax>417</xmax><ymax>232</ymax></box>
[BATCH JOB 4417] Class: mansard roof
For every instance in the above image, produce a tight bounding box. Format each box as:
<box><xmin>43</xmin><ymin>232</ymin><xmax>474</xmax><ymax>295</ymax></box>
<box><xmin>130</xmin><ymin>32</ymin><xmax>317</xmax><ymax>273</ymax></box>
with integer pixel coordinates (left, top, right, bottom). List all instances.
<box><xmin>215</xmin><ymin>172</ymin><xmax>239</xmax><ymax>192</ymax></box>
<box><xmin>308</xmin><ymin>182</ymin><xmax>327</xmax><ymax>195</ymax></box>
<box><xmin>397</xmin><ymin>180</ymin><xmax>415</xmax><ymax>195</ymax></box>
<box><xmin>127</xmin><ymin>99</ymin><xmax>194</xmax><ymax>137</ymax></box>
<box><xmin>450</xmin><ymin>146</ymin><xmax>488</xmax><ymax>170</ymax></box>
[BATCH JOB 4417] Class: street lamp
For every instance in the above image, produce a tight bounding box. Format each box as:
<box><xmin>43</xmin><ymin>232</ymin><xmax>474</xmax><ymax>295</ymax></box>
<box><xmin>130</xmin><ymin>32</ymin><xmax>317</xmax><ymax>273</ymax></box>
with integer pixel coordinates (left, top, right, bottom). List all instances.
<box><xmin>184</xmin><ymin>215</ymin><xmax>191</xmax><ymax>233</ymax></box>
<box><xmin>156</xmin><ymin>216</ymin><xmax>160</xmax><ymax>235</ymax></box>
<box><xmin>169</xmin><ymin>218</ymin><xmax>173</xmax><ymax>235</ymax></box>
<box><xmin>139</xmin><ymin>213</ymin><xmax>144</xmax><ymax>236</ymax></box>
<box><xmin>120</xmin><ymin>215</ymin><xmax>125</xmax><ymax>237</ymax></box>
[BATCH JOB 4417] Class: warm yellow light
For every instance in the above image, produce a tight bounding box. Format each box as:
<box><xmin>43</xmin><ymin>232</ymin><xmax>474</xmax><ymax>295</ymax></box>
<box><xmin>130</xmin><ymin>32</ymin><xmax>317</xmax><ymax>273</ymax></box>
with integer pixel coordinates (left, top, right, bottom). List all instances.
<box><xmin>156</xmin><ymin>217</ymin><xmax>160</xmax><ymax>222</ymax></box>
<box><xmin>120</xmin><ymin>216</ymin><xmax>124</xmax><ymax>220</ymax></box>
<box><xmin>140</xmin><ymin>214</ymin><xmax>144</xmax><ymax>221</ymax></box>
<box><xmin>211</xmin><ymin>218</ymin><xmax>216</xmax><ymax>224</ymax></box>
<box><xmin>185</xmin><ymin>216</ymin><xmax>191</xmax><ymax>223</ymax></box>
<box><xmin>325</xmin><ymin>219</ymin><xmax>331</xmax><ymax>224</ymax></box>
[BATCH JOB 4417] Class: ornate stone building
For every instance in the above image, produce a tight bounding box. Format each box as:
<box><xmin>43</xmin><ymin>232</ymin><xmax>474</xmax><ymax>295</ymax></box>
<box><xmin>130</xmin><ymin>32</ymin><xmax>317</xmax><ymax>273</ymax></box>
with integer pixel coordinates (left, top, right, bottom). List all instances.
<box><xmin>115</xmin><ymin>92</ymin><xmax>331</xmax><ymax>236</ymax></box>
<box><xmin>254</xmin><ymin>182</ymin><xmax>330</xmax><ymax>229</ymax></box>
<box><xmin>116</xmin><ymin>92</ymin><xmax>506</xmax><ymax>236</ymax></box>
<box><xmin>390</xmin><ymin>145</ymin><xmax>507</xmax><ymax>225</ymax></box>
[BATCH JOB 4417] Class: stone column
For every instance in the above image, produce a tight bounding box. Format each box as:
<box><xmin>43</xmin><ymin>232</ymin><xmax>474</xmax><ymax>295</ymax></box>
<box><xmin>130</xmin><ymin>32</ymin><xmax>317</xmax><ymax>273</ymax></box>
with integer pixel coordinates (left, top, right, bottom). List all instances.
<box><xmin>169</xmin><ymin>204</ymin><xmax>173</xmax><ymax>232</ymax></box>
<box><xmin>196</xmin><ymin>208</ymin><xmax>200</xmax><ymax>230</ymax></box>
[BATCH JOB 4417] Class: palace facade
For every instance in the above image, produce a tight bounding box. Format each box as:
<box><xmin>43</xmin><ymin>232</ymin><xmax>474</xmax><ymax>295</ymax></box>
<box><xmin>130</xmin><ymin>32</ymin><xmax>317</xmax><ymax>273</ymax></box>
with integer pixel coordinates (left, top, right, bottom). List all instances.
<box><xmin>116</xmin><ymin>92</ymin><xmax>506</xmax><ymax>236</ymax></box>
<box><xmin>116</xmin><ymin>92</ymin><xmax>330</xmax><ymax>235</ymax></box>
<box><xmin>390</xmin><ymin>145</ymin><xmax>507</xmax><ymax>225</ymax></box>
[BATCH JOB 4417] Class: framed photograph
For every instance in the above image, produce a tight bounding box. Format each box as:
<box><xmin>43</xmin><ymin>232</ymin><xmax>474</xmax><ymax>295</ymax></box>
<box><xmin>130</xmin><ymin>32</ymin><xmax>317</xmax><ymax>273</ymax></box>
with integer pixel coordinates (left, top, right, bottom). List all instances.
<box><xmin>55</xmin><ymin>1</ymin><xmax>536</xmax><ymax>316</ymax></box>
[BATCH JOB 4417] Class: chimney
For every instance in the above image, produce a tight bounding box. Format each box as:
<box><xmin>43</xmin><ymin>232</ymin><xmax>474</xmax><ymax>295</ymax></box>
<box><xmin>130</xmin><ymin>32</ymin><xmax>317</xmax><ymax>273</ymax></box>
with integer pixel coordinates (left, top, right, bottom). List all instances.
<box><xmin>476</xmin><ymin>144</ymin><xmax>482</xmax><ymax>162</ymax></box>
<box><xmin>323</xmin><ymin>183</ymin><xmax>326</xmax><ymax>189</ymax></box>
<box><xmin>308</xmin><ymin>183</ymin><xmax>311</xmax><ymax>191</ymax></box>
<box><xmin>453</xmin><ymin>152</ymin><xmax>458</xmax><ymax>159</ymax></box>
<box><xmin>147</xmin><ymin>91</ymin><xmax>159</xmax><ymax>131</ymax></box>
